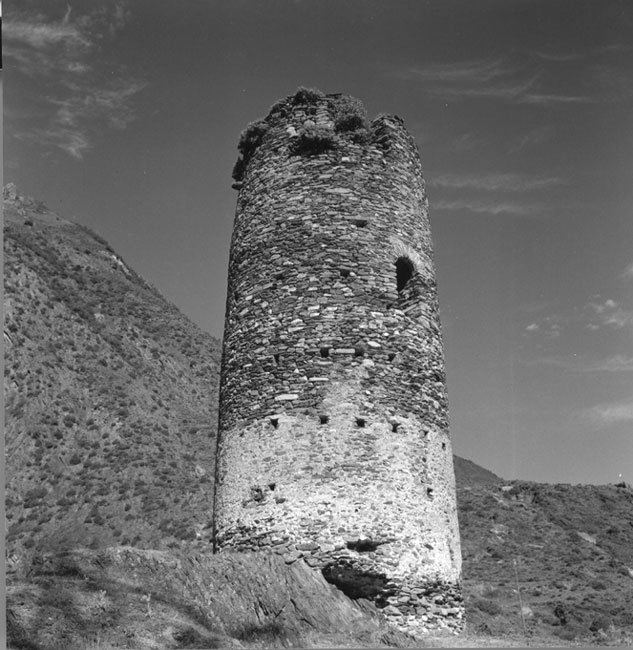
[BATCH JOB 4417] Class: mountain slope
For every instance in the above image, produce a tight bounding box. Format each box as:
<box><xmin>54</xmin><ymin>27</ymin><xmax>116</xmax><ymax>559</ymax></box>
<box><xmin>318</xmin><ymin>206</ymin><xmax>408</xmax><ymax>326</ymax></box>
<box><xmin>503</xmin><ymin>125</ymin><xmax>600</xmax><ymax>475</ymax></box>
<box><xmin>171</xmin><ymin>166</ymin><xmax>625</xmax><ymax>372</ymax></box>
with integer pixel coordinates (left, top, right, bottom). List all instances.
<box><xmin>5</xmin><ymin>185</ymin><xmax>633</xmax><ymax>647</ymax></box>
<box><xmin>453</xmin><ymin>455</ymin><xmax>501</xmax><ymax>488</ymax></box>
<box><xmin>457</xmin><ymin>479</ymin><xmax>633</xmax><ymax>642</ymax></box>
<box><xmin>4</xmin><ymin>184</ymin><xmax>222</xmax><ymax>566</ymax></box>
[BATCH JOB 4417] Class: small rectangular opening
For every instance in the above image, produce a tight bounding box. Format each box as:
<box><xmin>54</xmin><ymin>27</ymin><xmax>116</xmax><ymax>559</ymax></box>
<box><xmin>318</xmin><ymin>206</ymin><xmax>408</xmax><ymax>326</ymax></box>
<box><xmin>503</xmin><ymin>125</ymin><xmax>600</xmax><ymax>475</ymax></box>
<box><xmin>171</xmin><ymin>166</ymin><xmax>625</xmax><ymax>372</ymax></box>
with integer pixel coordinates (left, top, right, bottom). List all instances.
<box><xmin>273</xmin><ymin>353</ymin><xmax>280</xmax><ymax>365</ymax></box>
<box><xmin>320</xmin><ymin>347</ymin><xmax>330</xmax><ymax>358</ymax></box>
<box><xmin>356</xmin><ymin>418</ymin><xmax>366</xmax><ymax>428</ymax></box>
<box><xmin>319</xmin><ymin>414</ymin><xmax>329</xmax><ymax>425</ymax></box>
<box><xmin>270</xmin><ymin>418</ymin><xmax>279</xmax><ymax>429</ymax></box>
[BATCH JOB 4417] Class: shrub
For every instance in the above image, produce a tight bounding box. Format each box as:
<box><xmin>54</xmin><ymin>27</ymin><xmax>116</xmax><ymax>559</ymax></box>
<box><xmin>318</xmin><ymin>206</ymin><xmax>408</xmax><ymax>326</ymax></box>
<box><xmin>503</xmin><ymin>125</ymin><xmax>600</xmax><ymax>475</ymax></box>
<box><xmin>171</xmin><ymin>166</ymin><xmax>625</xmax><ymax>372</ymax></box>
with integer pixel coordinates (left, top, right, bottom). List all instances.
<box><xmin>291</xmin><ymin>125</ymin><xmax>336</xmax><ymax>155</ymax></box>
<box><xmin>349</xmin><ymin>129</ymin><xmax>372</xmax><ymax>145</ymax></box>
<box><xmin>233</xmin><ymin>119</ymin><xmax>270</xmax><ymax>182</ymax></box>
<box><xmin>332</xmin><ymin>95</ymin><xmax>368</xmax><ymax>133</ymax></box>
<box><xmin>232</xmin><ymin>156</ymin><xmax>247</xmax><ymax>182</ymax></box>
<box><xmin>238</xmin><ymin>120</ymin><xmax>269</xmax><ymax>159</ymax></box>
<box><xmin>63</xmin><ymin>414</ymin><xmax>76</xmax><ymax>428</ymax></box>
<box><xmin>291</xmin><ymin>86</ymin><xmax>325</xmax><ymax>105</ymax></box>
<box><xmin>472</xmin><ymin>597</ymin><xmax>502</xmax><ymax>615</ymax></box>
<box><xmin>25</xmin><ymin>487</ymin><xmax>47</xmax><ymax>501</ymax></box>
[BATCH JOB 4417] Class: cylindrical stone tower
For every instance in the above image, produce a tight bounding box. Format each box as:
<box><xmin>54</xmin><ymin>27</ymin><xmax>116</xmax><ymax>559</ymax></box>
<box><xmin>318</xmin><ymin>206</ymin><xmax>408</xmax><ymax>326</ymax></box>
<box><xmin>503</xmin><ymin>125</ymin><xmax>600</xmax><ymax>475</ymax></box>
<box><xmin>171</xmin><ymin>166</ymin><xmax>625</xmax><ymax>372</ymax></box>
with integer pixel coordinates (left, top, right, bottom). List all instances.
<box><xmin>214</xmin><ymin>89</ymin><xmax>462</xmax><ymax>633</ymax></box>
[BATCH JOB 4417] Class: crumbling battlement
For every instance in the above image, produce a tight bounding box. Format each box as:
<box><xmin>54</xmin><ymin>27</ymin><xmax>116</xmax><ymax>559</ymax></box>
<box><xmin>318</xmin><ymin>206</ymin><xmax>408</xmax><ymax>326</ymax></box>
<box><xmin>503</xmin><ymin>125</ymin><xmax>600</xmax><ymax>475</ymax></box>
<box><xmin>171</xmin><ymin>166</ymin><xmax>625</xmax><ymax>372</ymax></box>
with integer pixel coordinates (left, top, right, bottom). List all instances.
<box><xmin>214</xmin><ymin>89</ymin><xmax>463</xmax><ymax>635</ymax></box>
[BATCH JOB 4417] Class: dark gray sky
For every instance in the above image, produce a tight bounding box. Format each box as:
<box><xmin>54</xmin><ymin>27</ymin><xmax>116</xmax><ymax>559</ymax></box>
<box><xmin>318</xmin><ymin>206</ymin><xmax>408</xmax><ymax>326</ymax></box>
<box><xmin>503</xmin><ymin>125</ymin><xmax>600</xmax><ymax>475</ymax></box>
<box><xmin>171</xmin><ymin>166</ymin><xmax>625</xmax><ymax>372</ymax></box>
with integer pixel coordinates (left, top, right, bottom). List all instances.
<box><xmin>4</xmin><ymin>0</ymin><xmax>632</xmax><ymax>485</ymax></box>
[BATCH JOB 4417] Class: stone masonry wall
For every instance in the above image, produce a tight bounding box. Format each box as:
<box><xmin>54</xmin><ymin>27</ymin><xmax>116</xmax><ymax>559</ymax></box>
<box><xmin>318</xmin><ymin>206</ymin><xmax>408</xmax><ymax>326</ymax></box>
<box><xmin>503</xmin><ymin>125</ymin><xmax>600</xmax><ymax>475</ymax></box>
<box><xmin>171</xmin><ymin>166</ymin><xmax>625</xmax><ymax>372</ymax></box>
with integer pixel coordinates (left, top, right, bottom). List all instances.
<box><xmin>214</xmin><ymin>90</ymin><xmax>463</xmax><ymax>635</ymax></box>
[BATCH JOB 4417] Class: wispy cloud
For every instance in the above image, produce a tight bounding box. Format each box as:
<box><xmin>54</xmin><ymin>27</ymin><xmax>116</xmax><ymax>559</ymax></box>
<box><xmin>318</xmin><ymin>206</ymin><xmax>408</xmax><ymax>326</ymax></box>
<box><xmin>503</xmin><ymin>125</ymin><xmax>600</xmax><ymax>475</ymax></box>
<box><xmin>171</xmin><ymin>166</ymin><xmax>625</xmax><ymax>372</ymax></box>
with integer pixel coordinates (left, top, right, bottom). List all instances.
<box><xmin>4</xmin><ymin>17</ymin><xmax>91</xmax><ymax>50</ymax></box>
<box><xmin>449</xmin><ymin>133</ymin><xmax>486</xmax><ymax>152</ymax></box>
<box><xmin>397</xmin><ymin>58</ymin><xmax>510</xmax><ymax>84</ymax></box>
<box><xmin>4</xmin><ymin>3</ymin><xmax>146</xmax><ymax>159</ymax></box>
<box><xmin>433</xmin><ymin>198</ymin><xmax>543</xmax><ymax>217</ymax></box>
<box><xmin>525</xmin><ymin>295</ymin><xmax>633</xmax><ymax>341</ymax></box>
<box><xmin>429</xmin><ymin>171</ymin><xmax>563</xmax><ymax>217</ymax></box>
<box><xmin>581</xmin><ymin>356</ymin><xmax>633</xmax><ymax>373</ymax></box>
<box><xmin>585</xmin><ymin>297</ymin><xmax>633</xmax><ymax>331</ymax></box>
<box><xmin>508</xmin><ymin>125</ymin><xmax>555</xmax><ymax>153</ymax></box>
<box><xmin>15</xmin><ymin>126</ymin><xmax>92</xmax><ymax>159</ymax></box>
<box><xmin>583</xmin><ymin>398</ymin><xmax>633</xmax><ymax>425</ymax></box>
<box><xmin>531</xmin><ymin>51</ymin><xmax>583</xmax><ymax>63</ymax></box>
<box><xmin>519</xmin><ymin>93</ymin><xmax>599</xmax><ymax>105</ymax></box>
<box><xmin>394</xmin><ymin>58</ymin><xmax>541</xmax><ymax>101</ymax></box>
<box><xmin>430</xmin><ymin>172</ymin><xmax>565</xmax><ymax>192</ymax></box>
<box><xmin>620</xmin><ymin>262</ymin><xmax>633</xmax><ymax>282</ymax></box>
<box><xmin>526</xmin><ymin>354</ymin><xmax>633</xmax><ymax>373</ymax></box>
<box><xmin>391</xmin><ymin>47</ymin><xmax>632</xmax><ymax>106</ymax></box>
<box><xmin>523</xmin><ymin>315</ymin><xmax>565</xmax><ymax>339</ymax></box>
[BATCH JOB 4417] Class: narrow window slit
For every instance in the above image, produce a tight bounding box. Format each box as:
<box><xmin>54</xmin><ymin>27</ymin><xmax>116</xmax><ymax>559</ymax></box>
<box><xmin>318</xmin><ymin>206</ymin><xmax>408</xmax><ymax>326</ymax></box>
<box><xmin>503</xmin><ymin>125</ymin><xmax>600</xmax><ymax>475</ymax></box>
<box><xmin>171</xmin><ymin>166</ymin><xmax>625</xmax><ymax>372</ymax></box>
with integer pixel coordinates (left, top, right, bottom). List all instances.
<box><xmin>427</xmin><ymin>487</ymin><xmax>434</xmax><ymax>499</ymax></box>
<box><xmin>272</xmin><ymin>353</ymin><xmax>280</xmax><ymax>365</ymax></box>
<box><xmin>320</xmin><ymin>347</ymin><xmax>330</xmax><ymax>358</ymax></box>
<box><xmin>391</xmin><ymin>423</ymin><xmax>400</xmax><ymax>433</ymax></box>
<box><xmin>387</xmin><ymin>352</ymin><xmax>396</xmax><ymax>362</ymax></box>
<box><xmin>270</xmin><ymin>417</ymin><xmax>279</xmax><ymax>429</ymax></box>
<box><xmin>441</xmin><ymin>442</ymin><xmax>446</xmax><ymax>450</ymax></box>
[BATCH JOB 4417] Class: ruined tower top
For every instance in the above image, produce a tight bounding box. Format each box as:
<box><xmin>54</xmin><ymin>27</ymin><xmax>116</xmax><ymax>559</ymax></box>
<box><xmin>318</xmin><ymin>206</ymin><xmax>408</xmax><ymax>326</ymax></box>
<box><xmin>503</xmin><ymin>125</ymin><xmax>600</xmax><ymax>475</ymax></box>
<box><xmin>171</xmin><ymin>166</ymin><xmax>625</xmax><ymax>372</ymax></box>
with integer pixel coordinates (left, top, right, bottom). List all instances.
<box><xmin>214</xmin><ymin>88</ymin><xmax>463</xmax><ymax>635</ymax></box>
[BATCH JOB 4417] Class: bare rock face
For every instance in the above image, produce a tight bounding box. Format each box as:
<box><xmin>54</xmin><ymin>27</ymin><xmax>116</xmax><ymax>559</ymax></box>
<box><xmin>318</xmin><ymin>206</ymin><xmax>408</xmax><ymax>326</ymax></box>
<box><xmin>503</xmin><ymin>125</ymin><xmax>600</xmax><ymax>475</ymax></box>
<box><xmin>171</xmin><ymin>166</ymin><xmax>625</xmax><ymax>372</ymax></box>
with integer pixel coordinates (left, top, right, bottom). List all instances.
<box><xmin>215</xmin><ymin>88</ymin><xmax>462</xmax><ymax>634</ymax></box>
<box><xmin>7</xmin><ymin>547</ymin><xmax>414</xmax><ymax>649</ymax></box>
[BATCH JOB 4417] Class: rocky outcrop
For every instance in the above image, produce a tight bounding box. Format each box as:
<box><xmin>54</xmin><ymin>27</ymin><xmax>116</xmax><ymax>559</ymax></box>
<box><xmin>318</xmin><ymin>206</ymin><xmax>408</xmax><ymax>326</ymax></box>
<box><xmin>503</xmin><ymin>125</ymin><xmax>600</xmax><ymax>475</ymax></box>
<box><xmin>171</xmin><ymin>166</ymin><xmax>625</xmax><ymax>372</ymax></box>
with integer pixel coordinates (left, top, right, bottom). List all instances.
<box><xmin>7</xmin><ymin>547</ymin><xmax>414</xmax><ymax>649</ymax></box>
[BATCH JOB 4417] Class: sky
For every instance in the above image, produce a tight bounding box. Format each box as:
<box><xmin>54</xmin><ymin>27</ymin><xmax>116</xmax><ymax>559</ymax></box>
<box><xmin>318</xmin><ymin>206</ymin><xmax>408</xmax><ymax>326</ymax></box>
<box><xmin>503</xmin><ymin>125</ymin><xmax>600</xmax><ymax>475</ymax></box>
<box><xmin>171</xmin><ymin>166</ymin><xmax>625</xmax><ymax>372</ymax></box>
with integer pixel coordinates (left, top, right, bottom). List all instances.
<box><xmin>4</xmin><ymin>0</ymin><xmax>632</xmax><ymax>485</ymax></box>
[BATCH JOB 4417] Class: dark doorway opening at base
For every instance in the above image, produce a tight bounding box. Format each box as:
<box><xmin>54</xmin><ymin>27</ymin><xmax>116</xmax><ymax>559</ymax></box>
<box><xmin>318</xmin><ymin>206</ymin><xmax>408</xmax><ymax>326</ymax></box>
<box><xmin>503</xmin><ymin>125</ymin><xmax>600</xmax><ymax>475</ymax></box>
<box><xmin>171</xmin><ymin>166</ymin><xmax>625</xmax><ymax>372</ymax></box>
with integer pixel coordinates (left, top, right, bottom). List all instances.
<box><xmin>321</xmin><ymin>563</ymin><xmax>395</xmax><ymax>601</ymax></box>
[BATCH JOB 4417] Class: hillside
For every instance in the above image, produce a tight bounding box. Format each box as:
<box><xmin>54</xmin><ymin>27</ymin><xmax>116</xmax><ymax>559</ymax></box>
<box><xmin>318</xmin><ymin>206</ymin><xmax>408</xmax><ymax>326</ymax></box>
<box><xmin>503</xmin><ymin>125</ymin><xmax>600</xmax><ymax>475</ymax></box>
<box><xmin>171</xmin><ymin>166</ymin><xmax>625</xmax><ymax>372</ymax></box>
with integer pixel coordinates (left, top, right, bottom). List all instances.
<box><xmin>4</xmin><ymin>184</ymin><xmax>222</xmax><ymax>567</ymax></box>
<box><xmin>5</xmin><ymin>185</ymin><xmax>633</xmax><ymax>648</ymax></box>
<box><xmin>457</xmin><ymin>479</ymin><xmax>633</xmax><ymax>644</ymax></box>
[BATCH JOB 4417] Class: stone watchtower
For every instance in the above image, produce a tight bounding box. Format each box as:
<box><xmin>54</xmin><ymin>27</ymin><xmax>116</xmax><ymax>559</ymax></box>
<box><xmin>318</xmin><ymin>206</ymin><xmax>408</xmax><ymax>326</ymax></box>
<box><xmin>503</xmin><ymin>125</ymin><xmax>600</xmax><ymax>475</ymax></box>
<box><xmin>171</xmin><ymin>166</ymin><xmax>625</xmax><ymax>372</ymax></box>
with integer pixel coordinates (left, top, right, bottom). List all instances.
<box><xmin>214</xmin><ymin>88</ymin><xmax>462</xmax><ymax>633</ymax></box>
